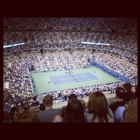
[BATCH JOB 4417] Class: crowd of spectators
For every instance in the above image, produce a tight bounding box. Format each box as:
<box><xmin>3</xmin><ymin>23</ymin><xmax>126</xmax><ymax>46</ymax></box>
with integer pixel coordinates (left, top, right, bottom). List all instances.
<box><xmin>4</xmin><ymin>18</ymin><xmax>137</xmax><ymax>31</ymax></box>
<box><xmin>5</xmin><ymin>83</ymin><xmax>137</xmax><ymax>123</ymax></box>
<box><xmin>5</xmin><ymin>48</ymin><xmax>137</xmax><ymax>93</ymax></box>
<box><xmin>111</xmin><ymin>84</ymin><xmax>138</xmax><ymax>122</ymax></box>
<box><xmin>3</xmin><ymin>80</ymin><xmax>123</xmax><ymax>113</ymax></box>
<box><xmin>3</xmin><ymin>30</ymin><xmax>137</xmax><ymax>66</ymax></box>
<box><xmin>3</xmin><ymin>31</ymin><xmax>137</xmax><ymax>50</ymax></box>
<box><xmin>3</xmin><ymin>48</ymin><xmax>137</xmax><ymax>109</ymax></box>
<box><xmin>52</xmin><ymin>83</ymin><xmax>137</xmax><ymax>123</ymax></box>
<box><xmin>3</xmin><ymin>18</ymin><xmax>137</xmax><ymax>122</ymax></box>
<box><xmin>3</xmin><ymin>55</ymin><xmax>40</xmax><ymax>95</ymax></box>
<box><xmin>95</xmin><ymin>55</ymin><xmax>137</xmax><ymax>81</ymax></box>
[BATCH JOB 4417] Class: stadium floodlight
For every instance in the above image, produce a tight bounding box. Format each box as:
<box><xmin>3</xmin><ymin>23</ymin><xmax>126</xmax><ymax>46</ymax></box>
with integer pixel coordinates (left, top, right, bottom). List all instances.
<box><xmin>3</xmin><ymin>42</ymin><xmax>25</xmax><ymax>48</ymax></box>
<box><xmin>81</xmin><ymin>42</ymin><xmax>110</xmax><ymax>46</ymax></box>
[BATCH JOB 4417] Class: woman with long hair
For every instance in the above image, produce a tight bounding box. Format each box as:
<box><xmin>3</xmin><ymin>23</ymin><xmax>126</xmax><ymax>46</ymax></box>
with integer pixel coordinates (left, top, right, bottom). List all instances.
<box><xmin>52</xmin><ymin>98</ymin><xmax>85</xmax><ymax>123</ymax></box>
<box><xmin>18</xmin><ymin>109</ymin><xmax>39</xmax><ymax>122</ymax></box>
<box><xmin>85</xmin><ymin>91</ymin><xmax>114</xmax><ymax>123</ymax></box>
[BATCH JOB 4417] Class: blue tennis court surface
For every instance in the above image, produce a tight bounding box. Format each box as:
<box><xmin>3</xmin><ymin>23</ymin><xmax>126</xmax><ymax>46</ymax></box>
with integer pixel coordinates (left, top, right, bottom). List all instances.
<box><xmin>49</xmin><ymin>72</ymin><xmax>100</xmax><ymax>85</ymax></box>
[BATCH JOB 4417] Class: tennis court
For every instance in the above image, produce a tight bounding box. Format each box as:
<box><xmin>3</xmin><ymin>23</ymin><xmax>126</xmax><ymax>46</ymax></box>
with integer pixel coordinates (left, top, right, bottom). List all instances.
<box><xmin>49</xmin><ymin>72</ymin><xmax>100</xmax><ymax>85</ymax></box>
<box><xmin>30</xmin><ymin>67</ymin><xmax>119</xmax><ymax>94</ymax></box>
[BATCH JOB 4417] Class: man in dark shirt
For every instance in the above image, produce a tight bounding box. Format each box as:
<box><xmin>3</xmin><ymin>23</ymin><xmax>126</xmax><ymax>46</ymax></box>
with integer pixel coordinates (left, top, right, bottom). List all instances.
<box><xmin>123</xmin><ymin>83</ymin><xmax>134</xmax><ymax>102</ymax></box>
<box><xmin>109</xmin><ymin>87</ymin><xmax>126</xmax><ymax>112</ymax></box>
<box><xmin>38</xmin><ymin>94</ymin><xmax>62</xmax><ymax>122</ymax></box>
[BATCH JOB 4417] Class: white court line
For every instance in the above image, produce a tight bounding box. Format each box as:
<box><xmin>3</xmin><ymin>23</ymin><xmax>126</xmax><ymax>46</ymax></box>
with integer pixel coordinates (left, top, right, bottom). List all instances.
<box><xmin>49</xmin><ymin>75</ymin><xmax>78</xmax><ymax>86</ymax></box>
<box><xmin>73</xmin><ymin>72</ymin><xmax>93</xmax><ymax>81</ymax></box>
<box><xmin>49</xmin><ymin>72</ymin><xmax>101</xmax><ymax>86</ymax></box>
<box><xmin>88</xmin><ymin>72</ymin><xmax>101</xmax><ymax>80</ymax></box>
<box><xmin>59</xmin><ymin>76</ymin><xmax>65</xmax><ymax>84</ymax></box>
<box><xmin>49</xmin><ymin>76</ymin><xmax>64</xmax><ymax>85</ymax></box>
<box><xmin>53</xmin><ymin>81</ymin><xmax>78</xmax><ymax>86</ymax></box>
<box><xmin>69</xmin><ymin>72</ymin><xmax>100</xmax><ymax>81</ymax></box>
<box><xmin>49</xmin><ymin>77</ymin><xmax>100</xmax><ymax>86</ymax></box>
<box><xmin>60</xmin><ymin>75</ymin><xmax>78</xmax><ymax>83</ymax></box>
<box><xmin>70</xmin><ymin>73</ymin><xmax>79</xmax><ymax>82</ymax></box>
<box><xmin>81</xmin><ymin>73</ymin><xmax>91</xmax><ymax>80</ymax></box>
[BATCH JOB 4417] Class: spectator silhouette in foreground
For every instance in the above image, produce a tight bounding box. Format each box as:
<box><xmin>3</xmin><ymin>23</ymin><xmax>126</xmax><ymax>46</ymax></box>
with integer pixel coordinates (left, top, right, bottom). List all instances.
<box><xmin>109</xmin><ymin>87</ymin><xmax>126</xmax><ymax>113</ymax></box>
<box><xmin>62</xmin><ymin>93</ymin><xmax>77</xmax><ymax>118</ymax></box>
<box><xmin>38</xmin><ymin>94</ymin><xmax>62</xmax><ymax>122</ymax></box>
<box><xmin>13</xmin><ymin>107</ymin><xmax>25</xmax><ymax>122</ymax></box>
<box><xmin>18</xmin><ymin>108</ymin><xmax>39</xmax><ymax>122</ymax></box>
<box><xmin>52</xmin><ymin>98</ymin><xmax>85</xmax><ymax>123</ymax></box>
<box><xmin>3</xmin><ymin>110</ymin><xmax>11</xmax><ymax>123</ymax></box>
<box><xmin>85</xmin><ymin>91</ymin><xmax>114</xmax><ymax>123</ymax></box>
<box><xmin>9</xmin><ymin>107</ymin><xmax>17</xmax><ymax>122</ymax></box>
<box><xmin>122</xmin><ymin>86</ymin><xmax>138</xmax><ymax>122</ymax></box>
<box><xmin>123</xmin><ymin>83</ymin><xmax>134</xmax><ymax>102</ymax></box>
<box><xmin>39</xmin><ymin>103</ymin><xmax>45</xmax><ymax>112</ymax></box>
<box><xmin>114</xmin><ymin>87</ymin><xmax>138</xmax><ymax>123</ymax></box>
<box><xmin>79</xmin><ymin>99</ymin><xmax>88</xmax><ymax>112</ymax></box>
